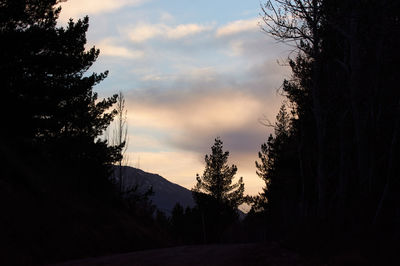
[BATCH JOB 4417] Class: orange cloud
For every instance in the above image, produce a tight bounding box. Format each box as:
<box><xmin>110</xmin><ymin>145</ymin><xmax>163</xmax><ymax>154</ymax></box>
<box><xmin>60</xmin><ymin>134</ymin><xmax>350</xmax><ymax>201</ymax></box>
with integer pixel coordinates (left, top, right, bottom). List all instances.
<box><xmin>125</xmin><ymin>150</ymin><xmax>203</xmax><ymax>190</ymax></box>
<box><xmin>96</xmin><ymin>38</ymin><xmax>144</xmax><ymax>58</ymax></box>
<box><xmin>59</xmin><ymin>0</ymin><xmax>148</xmax><ymax>22</ymax></box>
<box><xmin>122</xmin><ymin>88</ymin><xmax>280</xmax><ymax>195</ymax></box>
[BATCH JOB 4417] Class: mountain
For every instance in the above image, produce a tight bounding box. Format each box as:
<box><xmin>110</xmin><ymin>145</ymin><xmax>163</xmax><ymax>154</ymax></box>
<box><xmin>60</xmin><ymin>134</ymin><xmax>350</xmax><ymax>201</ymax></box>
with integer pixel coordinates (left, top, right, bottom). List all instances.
<box><xmin>119</xmin><ymin>166</ymin><xmax>195</xmax><ymax>215</ymax></box>
<box><xmin>116</xmin><ymin>166</ymin><xmax>246</xmax><ymax>218</ymax></box>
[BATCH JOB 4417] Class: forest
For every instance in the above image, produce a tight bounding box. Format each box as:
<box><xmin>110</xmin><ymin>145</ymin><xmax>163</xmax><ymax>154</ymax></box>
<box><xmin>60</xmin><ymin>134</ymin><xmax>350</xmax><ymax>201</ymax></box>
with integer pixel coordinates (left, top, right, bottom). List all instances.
<box><xmin>1</xmin><ymin>0</ymin><xmax>399</xmax><ymax>265</ymax></box>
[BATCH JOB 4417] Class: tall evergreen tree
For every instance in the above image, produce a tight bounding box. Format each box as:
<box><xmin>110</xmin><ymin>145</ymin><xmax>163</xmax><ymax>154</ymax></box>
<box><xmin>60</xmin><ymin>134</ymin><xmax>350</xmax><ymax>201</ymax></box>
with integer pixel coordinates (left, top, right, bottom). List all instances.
<box><xmin>0</xmin><ymin>0</ymin><xmax>121</xmax><ymax>197</ymax></box>
<box><xmin>254</xmin><ymin>104</ymin><xmax>300</xmax><ymax>230</ymax></box>
<box><xmin>193</xmin><ymin>137</ymin><xmax>245</xmax><ymax>209</ymax></box>
<box><xmin>192</xmin><ymin>137</ymin><xmax>245</xmax><ymax>242</ymax></box>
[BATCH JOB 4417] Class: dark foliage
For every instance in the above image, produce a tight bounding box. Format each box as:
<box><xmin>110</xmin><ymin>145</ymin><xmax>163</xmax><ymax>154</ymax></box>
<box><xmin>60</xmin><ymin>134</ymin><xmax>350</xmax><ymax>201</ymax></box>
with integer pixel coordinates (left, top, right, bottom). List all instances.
<box><xmin>189</xmin><ymin>138</ymin><xmax>246</xmax><ymax>243</ymax></box>
<box><xmin>170</xmin><ymin>196</ymin><xmax>240</xmax><ymax>245</ymax></box>
<box><xmin>255</xmin><ymin>0</ymin><xmax>400</xmax><ymax>245</ymax></box>
<box><xmin>167</xmin><ymin>139</ymin><xmax>249</xmax><ymax>245</ymax></box>
<box><xmin>0</xmin><ymin>0</ymin><xmax>122</xmax><ymax>199</ymax></box>
<box><xmin>193</xmin><ymin>137</ymin><xmax>246</xmax><ymax>209</ymax></box>
<box><xmin>0</xmin><ymin>1</ymin><xmax>167</xmax><ymax>264</ymax></box>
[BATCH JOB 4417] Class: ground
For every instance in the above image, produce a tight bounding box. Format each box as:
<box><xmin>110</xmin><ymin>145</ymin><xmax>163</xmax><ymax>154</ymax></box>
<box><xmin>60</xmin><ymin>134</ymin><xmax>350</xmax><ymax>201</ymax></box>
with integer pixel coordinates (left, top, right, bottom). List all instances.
<box><xmin>54</xmin><ymin>243</ymin><xmax>302</xmax><ymax>266</ymax></box>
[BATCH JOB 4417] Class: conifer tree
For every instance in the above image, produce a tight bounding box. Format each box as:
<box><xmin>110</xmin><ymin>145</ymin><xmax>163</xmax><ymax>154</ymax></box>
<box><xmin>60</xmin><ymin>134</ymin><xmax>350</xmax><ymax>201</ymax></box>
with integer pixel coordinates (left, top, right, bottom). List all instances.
<box><xmin>193</xmin><ymin>137</ymin><xmax>245</xmax><ymax>209</ymax></box>
<box><xmin>254</xmin><ymin>104</ymin><xmax>299</xmax><ymax>225</ymax></box>
<box><xmin>192</xmin><ymin>138</ymin><xmax>245</xmax><ymax>242</ymax></box>
<box><xmin>0</xmin><ymin>0</ymin><xmax>121</xmax><ymax>197</ymax></box>
<box><xmin>258</xmin><ymin>0</ymin><xmax>400</xmax><ymax>235</ymax></box>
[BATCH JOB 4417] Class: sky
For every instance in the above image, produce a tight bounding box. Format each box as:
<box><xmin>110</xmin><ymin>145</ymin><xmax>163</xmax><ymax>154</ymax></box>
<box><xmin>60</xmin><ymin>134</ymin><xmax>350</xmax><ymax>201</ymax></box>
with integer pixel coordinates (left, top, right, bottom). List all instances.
<box><xmin>59</xmin><ymin>0</ymin><xmax>291</xmax><ymax>195</ymax></box>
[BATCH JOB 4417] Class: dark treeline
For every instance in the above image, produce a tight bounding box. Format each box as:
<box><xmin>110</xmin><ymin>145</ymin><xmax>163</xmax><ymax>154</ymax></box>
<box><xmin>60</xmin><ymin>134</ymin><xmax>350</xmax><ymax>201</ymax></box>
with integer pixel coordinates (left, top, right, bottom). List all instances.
<box><xmin>0</xmin><ymin>1</ymin><xmax>169</xmax><ymax>264</ymax></box>
<box><xmin>247</xmin><ymin>0</ymin><xmax>400</xmax><ymax>259</ymax></box>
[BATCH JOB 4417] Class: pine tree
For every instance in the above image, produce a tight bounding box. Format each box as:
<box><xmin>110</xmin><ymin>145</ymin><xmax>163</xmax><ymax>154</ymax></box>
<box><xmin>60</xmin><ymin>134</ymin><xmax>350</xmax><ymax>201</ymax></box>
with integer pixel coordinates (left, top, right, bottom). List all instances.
<box><xmin>193</xmin><ymin>137</ymin><xmax>245</xmax><ymax>209</ymax></box>
<box><xmin>192</xmin><ymin>138</ymin><xmax>245</xmax><ymax>243</ymax></box>
<box><xmin>254</xmin><ymin>104</ymin><xmax>300</xmax><ymax>231</ymax></box>
<box><xmin>254</xmin><ymin>134</ymin><xmax>275</xmax><ymax>212</ymax></box>
<box><xmin>0</xmin><ymin>0</ymin><xmax>121</xmax><ymax>198</ymax></box>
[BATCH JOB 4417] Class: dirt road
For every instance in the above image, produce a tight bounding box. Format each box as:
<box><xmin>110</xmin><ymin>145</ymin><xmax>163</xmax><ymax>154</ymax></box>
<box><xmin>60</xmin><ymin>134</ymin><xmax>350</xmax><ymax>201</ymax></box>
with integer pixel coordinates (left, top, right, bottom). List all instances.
<box><xmin>55</xmin><ymin>243</ymin><xmax>301</xmax><ymax>266</ymax></box>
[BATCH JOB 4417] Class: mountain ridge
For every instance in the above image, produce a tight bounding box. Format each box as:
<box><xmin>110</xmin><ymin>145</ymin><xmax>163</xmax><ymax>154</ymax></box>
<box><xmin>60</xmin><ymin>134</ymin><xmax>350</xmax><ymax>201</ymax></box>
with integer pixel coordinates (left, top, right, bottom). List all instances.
<box><xmin>117</xmin><ymin>166</ymin><xmax>246</xmax><ymax>218</ymax></box>
<box><xmin>118</xmin><ymin>166</ymin><xmax>195</xmax><ymax>215</ymax></box>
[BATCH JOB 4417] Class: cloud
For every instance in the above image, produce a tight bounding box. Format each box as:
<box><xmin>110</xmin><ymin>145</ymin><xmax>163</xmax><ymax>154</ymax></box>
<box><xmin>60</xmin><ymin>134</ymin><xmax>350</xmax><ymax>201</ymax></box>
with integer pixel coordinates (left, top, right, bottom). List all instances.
<box><xmin>125</xmin><ymin>57</ymin><xmax>289</xmax><ymax>136</ymax></box>
<box><xmin>222</xmin><ymin>30</ymin><xmax>291</xmax><ymax>59</ymax></box>
<box><xmin>85</xmin><ymin>12</ymin><xmax>290</xmax><ymax>195</ymax></box>
<box><xmin>125</xmin><ymin>147</ymin><xmax>265</xmax><ymax>194</ymax></box>
<box><xmin>123</xmin><ymin>133</ymin><xmax>167</xmax><ymax>153</ymax></box>
<box><xmin>127</xmin><ymin>93</ymin><xmax>253</xmax><ymax>133</ymax></box>
<box><xmin>96</xmin><ymin>38</ymin><xmax>144</xmax><ymax>58</ymax></box>
<box><xmin>59</xmin><ymin>0</ymin><xmax>149</xmax><ymax>21</ymax></box>
<box><xmin>226</xmin><ymin>40</ymin><xmax>245</xmax><ymax>56</ymax></box>
<box><xmin>125</xmin><ymin>151</ymin><xmax>203</xmax><ymax>189</ymax></box>
<box><xmin>126</xmin><ymin>22</ymin><xmax>212</xmax><ymax>43</ymax></box>
<box><xmin>159</xmin><ymin>12</ymin><xmax>175</xmax><ymax>23</ymax></box>
<box><xmin>126</xmin><ymin>89</ymin><xmax>269</xmax><ymax>149</ymax></box>
<box><xmin>119</xmin><ymin>57</ymin><xmax>290</xmax><ymax>195</ymax></box>
<box><xmin>128</xmin><ymin>23</ymin><xmax>165</xmax><ymax>43</ymax></box>
<box><xmin>124</xmin><ymin>133</ymin><xmax>267</xmax><ymax>195</ymax></box>
<box><xmin>167</xmin><ymin>24</ymin><xmax>210</xmax><ymax>39</ymax></box>
<box><xmin>216</xmin><ymin>18</ymin><xmax>259</xmax><ymax>37</ymax></box>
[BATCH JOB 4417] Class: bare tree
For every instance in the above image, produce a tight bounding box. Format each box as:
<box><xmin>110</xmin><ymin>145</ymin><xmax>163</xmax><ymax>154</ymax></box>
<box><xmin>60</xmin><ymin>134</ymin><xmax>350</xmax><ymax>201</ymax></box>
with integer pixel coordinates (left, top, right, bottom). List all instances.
<box><xmin>111</xmin><ymin>91</ymin><xmax>129</xmax><ymax>193</ymax></box>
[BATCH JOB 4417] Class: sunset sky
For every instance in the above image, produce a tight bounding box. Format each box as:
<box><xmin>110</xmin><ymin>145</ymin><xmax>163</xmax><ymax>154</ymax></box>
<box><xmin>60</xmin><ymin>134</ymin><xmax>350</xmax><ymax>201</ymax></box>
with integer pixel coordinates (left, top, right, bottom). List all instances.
<box><xmin>59</xmin><ymin>0</ymin><xmax>291</xmax><ymax>195</ymax></box>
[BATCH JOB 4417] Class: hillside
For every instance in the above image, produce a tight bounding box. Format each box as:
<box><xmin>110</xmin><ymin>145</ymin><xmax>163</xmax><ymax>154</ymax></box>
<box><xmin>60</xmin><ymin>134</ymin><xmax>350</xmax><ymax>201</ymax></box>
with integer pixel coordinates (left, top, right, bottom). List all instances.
<box><xmin>118</xmin><ymin>166</ymin><xmax>195</xmax><ymax>215</ymax></box>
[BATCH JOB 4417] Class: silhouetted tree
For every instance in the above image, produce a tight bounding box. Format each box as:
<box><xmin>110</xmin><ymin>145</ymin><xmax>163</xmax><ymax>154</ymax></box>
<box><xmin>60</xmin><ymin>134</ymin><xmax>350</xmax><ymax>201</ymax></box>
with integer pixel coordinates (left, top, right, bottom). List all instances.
<box><xmin>0</xmin><ymin>0</ymin><xmax>121</xmax><ymax>197</ymax></box>
<box><xmin>171</xmin><ymin>203</ymin><xmax>185</xmax><ymax>241</ymax></box>
<box><xmin>192</xmin><ymin>137</ymin><xmax>245</xmax><ymax>242</ymax></box>
<box><xmin>254</xmin><ymin>104</ymin><xmax>300</xmax><ymax>233</ymax></box>
<box><xmin>258</xmin><ymin>0</ymin><xmax>400</xmax><ymax>239</ymax></box>
<box><xmin>110</xmin><ymin>91</ymin><xmax>129</xmax><ymax>193</ymax></box>
<box><xmin>194</xmin><ymin>137</ymin><xmax>245</xmax><ymax>208</ymax></box>
<box><xmin>0</xmin><ymin>1</ymin><xmax>174</xmax><ymax>264</ymax></box>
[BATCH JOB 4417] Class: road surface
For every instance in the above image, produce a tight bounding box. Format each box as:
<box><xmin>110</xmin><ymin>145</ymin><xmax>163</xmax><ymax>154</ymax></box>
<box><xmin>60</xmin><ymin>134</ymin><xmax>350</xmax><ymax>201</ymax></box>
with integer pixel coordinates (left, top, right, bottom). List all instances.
<box><xmin>55</xmin><ymin>243</ymin><xmax>301</xmax><ymax>266</ymax></box>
